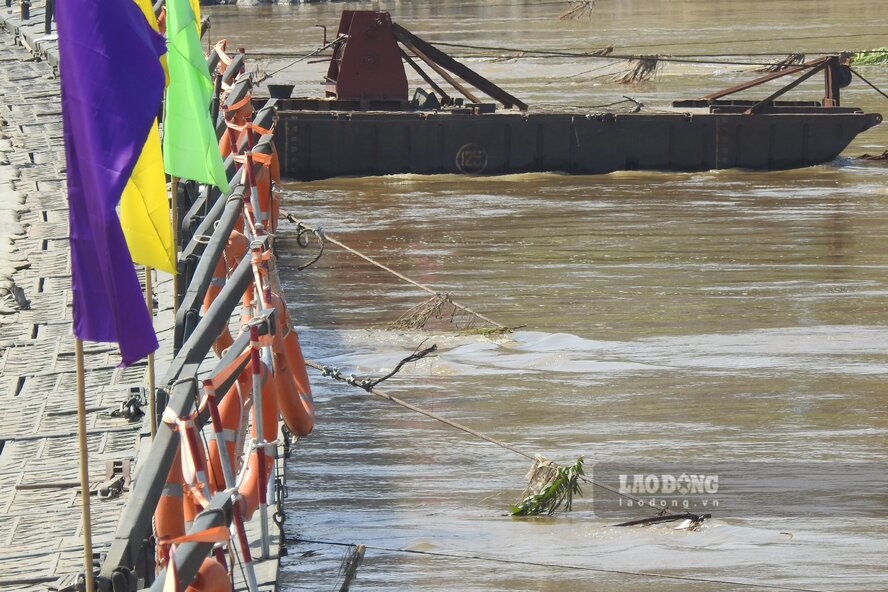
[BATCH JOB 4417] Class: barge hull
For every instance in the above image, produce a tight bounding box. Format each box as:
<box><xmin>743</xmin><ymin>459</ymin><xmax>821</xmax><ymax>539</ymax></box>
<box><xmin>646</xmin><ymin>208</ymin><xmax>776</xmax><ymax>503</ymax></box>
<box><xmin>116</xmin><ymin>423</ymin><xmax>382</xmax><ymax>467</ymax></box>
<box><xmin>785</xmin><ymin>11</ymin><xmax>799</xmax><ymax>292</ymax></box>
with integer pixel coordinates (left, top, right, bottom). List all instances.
<box><xmin>275</xmin><ymin>111</ymin><xmax>882</xmax><ymax>181</ymax></box>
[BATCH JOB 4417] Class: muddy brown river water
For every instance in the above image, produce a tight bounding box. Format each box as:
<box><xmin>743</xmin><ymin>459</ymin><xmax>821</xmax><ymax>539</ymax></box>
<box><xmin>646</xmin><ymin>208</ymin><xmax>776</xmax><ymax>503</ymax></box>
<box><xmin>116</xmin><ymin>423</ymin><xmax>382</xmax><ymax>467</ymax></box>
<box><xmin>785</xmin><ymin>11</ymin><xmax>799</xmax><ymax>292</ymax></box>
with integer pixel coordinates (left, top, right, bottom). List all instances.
<box><xmin>207</xmin><ymin>1</ymin><xmax>888</xmax><ymax>590</ymax></box>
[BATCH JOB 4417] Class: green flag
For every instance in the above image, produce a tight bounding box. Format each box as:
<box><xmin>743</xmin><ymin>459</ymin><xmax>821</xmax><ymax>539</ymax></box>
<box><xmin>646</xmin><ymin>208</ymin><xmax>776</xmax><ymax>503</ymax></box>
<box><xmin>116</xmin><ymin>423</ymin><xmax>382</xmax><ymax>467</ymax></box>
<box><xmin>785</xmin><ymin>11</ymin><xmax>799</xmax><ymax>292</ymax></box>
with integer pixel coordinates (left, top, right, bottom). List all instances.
<box><xmin>163</xmin><ymin>0</ymin><xmax>228</xmax><ymax>192</ymax></box>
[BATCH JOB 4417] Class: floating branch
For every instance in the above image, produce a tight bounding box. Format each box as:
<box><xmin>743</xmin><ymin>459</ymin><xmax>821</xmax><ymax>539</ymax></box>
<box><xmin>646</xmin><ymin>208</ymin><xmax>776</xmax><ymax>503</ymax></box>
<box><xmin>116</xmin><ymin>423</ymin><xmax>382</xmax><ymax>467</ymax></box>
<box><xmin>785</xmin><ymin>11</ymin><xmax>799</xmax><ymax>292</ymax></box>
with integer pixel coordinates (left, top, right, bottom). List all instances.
<box><xmin>511</xmin><ymin>456</ymin><xmax>585</xmax><ymax>516</ymax></box>
<box><xmin>756</xmin><ymin>53</ymin><xmax>805</xmax><ymax>72</ymax></box>
<box><xmin>591</xmin><ymin>45</ymin><xmax>614</xmax><ymax>57</ymax></box>
<box><xmin>612</xmin><ymin>55</ymin><xmax>661</xmax><ymax>84</ymax></box>
<box><xmin>559</xmin><ymin>1</ymin><xmax>596</xmax><ymax>21</ymax></box>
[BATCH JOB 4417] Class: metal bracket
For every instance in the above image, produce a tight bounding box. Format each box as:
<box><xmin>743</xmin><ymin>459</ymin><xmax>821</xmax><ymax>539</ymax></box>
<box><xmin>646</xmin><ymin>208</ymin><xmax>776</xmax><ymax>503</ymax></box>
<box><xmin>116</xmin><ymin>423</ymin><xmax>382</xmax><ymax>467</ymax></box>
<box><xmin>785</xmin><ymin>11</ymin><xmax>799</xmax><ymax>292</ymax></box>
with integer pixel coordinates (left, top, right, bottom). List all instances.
<box><xmin>96</xmin><ymin>459</ymin><xmax>132</xmax><ymax>500</ymax></box>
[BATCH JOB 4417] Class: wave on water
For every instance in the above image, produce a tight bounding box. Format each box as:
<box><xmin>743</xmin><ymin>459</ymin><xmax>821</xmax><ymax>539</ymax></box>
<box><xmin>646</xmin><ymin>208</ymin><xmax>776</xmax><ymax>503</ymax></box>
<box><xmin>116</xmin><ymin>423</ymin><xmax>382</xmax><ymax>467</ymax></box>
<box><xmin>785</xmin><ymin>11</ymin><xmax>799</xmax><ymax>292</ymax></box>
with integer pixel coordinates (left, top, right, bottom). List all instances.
<box><xmin>297</xmin><ymin>324</ymin><xmax>888</xmax><ymax>387</ymax></box>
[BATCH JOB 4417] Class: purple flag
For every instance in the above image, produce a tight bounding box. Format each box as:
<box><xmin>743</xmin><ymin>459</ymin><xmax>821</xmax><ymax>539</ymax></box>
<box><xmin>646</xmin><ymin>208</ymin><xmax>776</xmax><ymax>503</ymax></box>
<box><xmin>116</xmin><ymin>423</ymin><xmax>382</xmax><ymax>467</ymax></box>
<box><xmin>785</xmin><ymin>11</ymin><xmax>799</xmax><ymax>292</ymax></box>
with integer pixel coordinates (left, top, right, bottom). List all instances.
<box><xmin>58</xmin><ymin>0</ymin><xmax>167</xmax><ymax>365</ymax></box>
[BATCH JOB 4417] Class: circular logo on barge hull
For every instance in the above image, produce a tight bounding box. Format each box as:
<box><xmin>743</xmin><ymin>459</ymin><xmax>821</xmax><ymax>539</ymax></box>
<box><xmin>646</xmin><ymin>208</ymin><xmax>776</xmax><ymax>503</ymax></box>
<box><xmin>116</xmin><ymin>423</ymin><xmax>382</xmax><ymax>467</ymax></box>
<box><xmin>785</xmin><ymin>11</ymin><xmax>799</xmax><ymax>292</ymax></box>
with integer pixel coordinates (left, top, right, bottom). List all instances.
<box><xmin>455</xmin><ymin>143</ymin><xmax>488</xmax><ymax>174</ymax></box>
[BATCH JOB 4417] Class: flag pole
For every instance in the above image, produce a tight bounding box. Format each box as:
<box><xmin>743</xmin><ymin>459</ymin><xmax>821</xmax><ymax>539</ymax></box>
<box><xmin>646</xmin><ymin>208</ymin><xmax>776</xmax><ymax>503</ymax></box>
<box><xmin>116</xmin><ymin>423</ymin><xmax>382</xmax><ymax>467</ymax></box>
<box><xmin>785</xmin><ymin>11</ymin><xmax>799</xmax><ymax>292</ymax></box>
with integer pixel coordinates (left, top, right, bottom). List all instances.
<box><xmin>145</xmin><ymin>266</ymin><xmax>158</xmax><ymax>438</ymax></box>
<box><xmin>75</xmin><ymin>338</ymin><xmax>95</xmax><ymax>592</ymax></box>
<box><xmin>170</xmin><ymin>175</ymin><xmax>180</xmax><ymax>317</ymax></box>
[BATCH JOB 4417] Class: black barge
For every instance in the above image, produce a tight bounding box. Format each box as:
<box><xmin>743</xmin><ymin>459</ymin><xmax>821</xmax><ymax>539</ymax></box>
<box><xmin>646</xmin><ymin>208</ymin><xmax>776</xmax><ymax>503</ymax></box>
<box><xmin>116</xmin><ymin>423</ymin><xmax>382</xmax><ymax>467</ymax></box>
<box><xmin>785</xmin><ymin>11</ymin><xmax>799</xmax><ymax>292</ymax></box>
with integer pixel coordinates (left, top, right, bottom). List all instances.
<box><xmin>266</xmin><ymin>11</ymin><xmax>882</xmax><ymax>181</ymax></box>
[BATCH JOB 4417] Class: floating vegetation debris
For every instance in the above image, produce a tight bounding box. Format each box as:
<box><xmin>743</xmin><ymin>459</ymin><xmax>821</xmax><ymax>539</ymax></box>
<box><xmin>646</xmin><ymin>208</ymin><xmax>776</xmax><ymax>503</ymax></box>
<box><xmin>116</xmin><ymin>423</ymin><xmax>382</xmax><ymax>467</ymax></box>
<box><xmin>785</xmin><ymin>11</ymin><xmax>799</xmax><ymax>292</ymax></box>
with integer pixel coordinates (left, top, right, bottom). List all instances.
<box><xmin>388</xmin><ymin>292</ymin><xmax>509</xmax><ymax>334</ymax></box>
<box><xmin>457</xmin><ymin>325</ymin><xmax>519</xmax><ymax>337</ymax></box>
<box><xmin>389</xmin><ymin>293</ymin><xmax>459</xmax><ymax>331</ymax></box>
<box><xmin>852</xmin><ymin>47</ymin><xmax>888</xmax><ymax>65</ymax></box>
<box><xmin>612</xmin><ymin>56</ymin><xmax>661</xmax><ymax>84</ymax></box>
<box><xmin>511</xmin><ymin>456</ymin><xmax>585</xmax><ymax>516</ymax></box>
<box><xmin>756</xmin><ymin>53</ymin><xmax>805</xmax><ymax>72</ymax></box>
<box><xmin>559</xmin><ymin>1</ymin><xmax>596</xmax><ymax>21</ymax></box>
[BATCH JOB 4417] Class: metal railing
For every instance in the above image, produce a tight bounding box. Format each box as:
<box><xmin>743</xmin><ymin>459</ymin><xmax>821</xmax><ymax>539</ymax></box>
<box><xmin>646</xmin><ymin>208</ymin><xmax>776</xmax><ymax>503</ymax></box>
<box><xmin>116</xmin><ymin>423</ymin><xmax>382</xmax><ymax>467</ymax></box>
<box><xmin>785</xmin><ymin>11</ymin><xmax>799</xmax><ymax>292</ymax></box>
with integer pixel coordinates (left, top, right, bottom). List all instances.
<box><xmin>97</xmin><ymin>69</ymin><xmax>283</xmax><ymax>590</ymax></box>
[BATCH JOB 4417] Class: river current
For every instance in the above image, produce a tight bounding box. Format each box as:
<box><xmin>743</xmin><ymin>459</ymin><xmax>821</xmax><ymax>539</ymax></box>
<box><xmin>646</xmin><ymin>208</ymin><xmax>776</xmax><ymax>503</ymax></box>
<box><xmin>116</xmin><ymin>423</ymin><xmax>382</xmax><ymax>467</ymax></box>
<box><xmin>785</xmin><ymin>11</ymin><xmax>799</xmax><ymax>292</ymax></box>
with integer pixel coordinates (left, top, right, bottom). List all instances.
<box><xmin>207</xmin><ymin>1</ymin><xmax>888</xmax><ymax>590</ymax></box>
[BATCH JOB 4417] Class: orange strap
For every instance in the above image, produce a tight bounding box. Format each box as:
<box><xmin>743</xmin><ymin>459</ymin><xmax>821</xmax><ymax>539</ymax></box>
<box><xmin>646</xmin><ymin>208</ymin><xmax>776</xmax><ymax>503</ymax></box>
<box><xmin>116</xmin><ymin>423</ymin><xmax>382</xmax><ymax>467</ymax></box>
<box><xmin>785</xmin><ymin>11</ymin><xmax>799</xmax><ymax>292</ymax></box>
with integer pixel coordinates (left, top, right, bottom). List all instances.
<box><xmin>232</xmin><ymin>151</ymin><xmax>273</xmax><ymax>166</ymax></box>
<box><xmin>209</xmin><ymin>349</ymin><xmax>252</xmax><ymax>391</ymax></box>
<box><xmin>223</xmin><ymin>94</ymin><xmax>252</xmax><ymax>113</ymax></box>
<box><xmin>163</xmin><ymin>527</ymin><xmax>230</xmax><ymax>592</ymax></box>
<box><xmin>170</xmin><ymin>525</ymin><xmax>230</xmax><ymax>544</ymax></box>
<box><xmin>225</xmin><ymin>120</ymin><xmax>274</xmax><ymax>136</ymax></box>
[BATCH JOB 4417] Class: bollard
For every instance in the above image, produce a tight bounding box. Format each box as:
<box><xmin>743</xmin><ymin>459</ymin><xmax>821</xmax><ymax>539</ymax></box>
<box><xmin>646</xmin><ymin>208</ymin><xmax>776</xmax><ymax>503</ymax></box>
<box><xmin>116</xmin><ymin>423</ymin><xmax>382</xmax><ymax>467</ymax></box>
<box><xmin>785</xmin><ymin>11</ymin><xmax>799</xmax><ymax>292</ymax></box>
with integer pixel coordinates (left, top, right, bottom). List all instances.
<box><xmin>20</xmin><ymin>0</ymin><xmax>29</xmax><ymax>20</ymax></box>
<box><xmin>5</xmin><ymin>0</ymin><xmax>11</xmax><ymax>9</ymax></box>
<box><xmin>44</xmin><ymin>0</ymin><xmax>53</xmax><ymax>34</ymax></box>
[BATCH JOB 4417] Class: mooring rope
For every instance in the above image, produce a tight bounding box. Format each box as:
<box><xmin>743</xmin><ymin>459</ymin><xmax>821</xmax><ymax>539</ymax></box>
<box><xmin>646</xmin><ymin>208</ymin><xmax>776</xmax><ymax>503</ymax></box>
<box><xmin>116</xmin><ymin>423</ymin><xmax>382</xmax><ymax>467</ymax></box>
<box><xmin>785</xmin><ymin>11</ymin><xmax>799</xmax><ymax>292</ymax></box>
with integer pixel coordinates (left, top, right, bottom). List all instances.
<box><xmin>849</xmin><ymin>67</ymin><xmax>888</xmax><ymax>102</ymax></box>
<box><xmin>282</xmin><ymin>213</ymin><xmax>508</xmax><ymax>330</ymax></box>
<box><xmin>423</xmin><ymin>41</ymin><xmax>845</xmax><ymax>68</ymax></box>
<box><xmin>247</xmin><ymin>46</ymin><xmax>887</xmax><ymax>62</ymax></box>
<box><xmin>303</xmin><ymin>357</ymin><xmax>679</xmax><ymax>518</ymax></box>
<box><xmin>432</xmin><ymin>34</ymin><xmax>887</xmax><ymax>56</ymax></box>
<box><xmin>261</xmin><ymin>34</ymin><xmax>347</xmax><ymax>81</ymax></box>
<box><xmin>288</xmin><ymin>537</ymin><xmax>828</xmax><ymax>592</ymax></box>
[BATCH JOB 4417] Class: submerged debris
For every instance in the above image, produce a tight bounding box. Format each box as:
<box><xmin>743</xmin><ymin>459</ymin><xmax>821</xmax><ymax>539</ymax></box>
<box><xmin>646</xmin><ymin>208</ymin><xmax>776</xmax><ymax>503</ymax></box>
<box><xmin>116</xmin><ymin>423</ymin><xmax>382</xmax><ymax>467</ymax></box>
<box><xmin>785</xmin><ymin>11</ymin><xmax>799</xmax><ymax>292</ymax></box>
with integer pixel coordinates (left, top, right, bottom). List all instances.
<box><xmin>613</xmin><ymin>512</ymin><xmax>710</xmax><ymax>530</ymax></box>
<box><xmin>756</xmin><ymin>53</ymin><xmax>805</xmax><ymax>72</ymax></box>
<box><xmin>559</xmin><ymin>1</ymin><xmax>596</xmax><ymax>21</ymax></box>
<box><xmin>612</xmin><ymin>55</ymin><xmax>661</xmax><ymax>84</ymax></box>
<box><xmin>857</xmin><ymin>150</ymin><xmax>888</xmax><ymax>161</ymax></box>
<box><xmin>511</xmin><ymin>455</ymin><xmax>585</xmax><ymax>516</ymax></box>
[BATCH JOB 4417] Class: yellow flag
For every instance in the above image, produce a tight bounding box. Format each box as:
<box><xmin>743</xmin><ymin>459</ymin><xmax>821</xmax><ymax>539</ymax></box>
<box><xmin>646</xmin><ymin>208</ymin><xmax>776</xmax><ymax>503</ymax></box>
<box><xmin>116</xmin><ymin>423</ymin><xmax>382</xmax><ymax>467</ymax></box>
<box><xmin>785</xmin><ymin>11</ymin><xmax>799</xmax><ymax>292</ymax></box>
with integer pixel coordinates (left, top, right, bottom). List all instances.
<box><xmin>120</xmin><ymin>0</ymin><xmax>176</xmax><ymax>275</ymax></box>
<box><xmin>190</xmin><ymin>0</ymin><xmax>201</xmax><ymax>30</ymax></box>
<box><xmin>120</xmin><ymin>121</ymin><xmax>176</xmax><ymax>274</ymax></box>
<box><xmin>133</xmin><ymin>0</ymin><xmax>169</xmax><ymax>86</ymax></box>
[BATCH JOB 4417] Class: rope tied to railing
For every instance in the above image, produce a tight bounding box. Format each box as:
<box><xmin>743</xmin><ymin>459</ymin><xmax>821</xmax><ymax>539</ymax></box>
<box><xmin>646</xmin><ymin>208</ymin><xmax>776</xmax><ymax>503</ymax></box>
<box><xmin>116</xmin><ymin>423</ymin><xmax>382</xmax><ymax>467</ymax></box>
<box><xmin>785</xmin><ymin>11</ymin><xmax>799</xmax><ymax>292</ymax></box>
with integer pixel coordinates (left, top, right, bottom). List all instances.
<box><xmin>283</xmin><ymin>212</ymin><xmax>513</xmax><ymax>332</ymax></box>
<box><xmin>293</xmin><ymin>221</ymin><xmax>324</xmax><ymax>271</ymax></box>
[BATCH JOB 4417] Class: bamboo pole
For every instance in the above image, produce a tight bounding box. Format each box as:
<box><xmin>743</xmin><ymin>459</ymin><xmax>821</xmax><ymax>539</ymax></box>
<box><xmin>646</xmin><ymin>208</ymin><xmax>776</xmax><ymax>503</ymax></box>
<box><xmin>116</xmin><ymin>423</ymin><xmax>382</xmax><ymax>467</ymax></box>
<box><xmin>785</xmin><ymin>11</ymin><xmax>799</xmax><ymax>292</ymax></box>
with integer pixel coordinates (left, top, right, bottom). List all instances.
<box><xmin>75</xmin><ymin>338</ymin><xmax>95</xmax><ymax>592</ymax></box>
<box><xmin>145</xmin><ymin>266</ymin><xmax>157</xmax><ymax>438</ymax></box>
<box><xmin>170</xmin><ymin>176</ymin><xmax>180</xmax><ymax>317</ymax></box>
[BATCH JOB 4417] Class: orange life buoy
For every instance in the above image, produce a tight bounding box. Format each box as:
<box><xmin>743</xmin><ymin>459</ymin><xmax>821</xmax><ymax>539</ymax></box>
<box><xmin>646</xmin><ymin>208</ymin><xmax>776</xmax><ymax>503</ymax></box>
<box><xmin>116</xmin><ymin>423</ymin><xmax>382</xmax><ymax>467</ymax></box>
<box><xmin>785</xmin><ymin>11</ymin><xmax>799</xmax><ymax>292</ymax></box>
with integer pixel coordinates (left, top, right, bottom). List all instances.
<box><xmin>204</xmin><ymin>230</ymin><xmax>249</xmax><ymax>357</ymax></box>
<box><xmin>269</xmin><ymin>293</ymin><xmax>314</xmax><ymax>437</ymax></box>
<box><xmin>154</xmin><ymin>449</ymin><xmax>185</xmax><ymax>569</ymax></box>
<box><xmin>253</xmin><ymin>160</ymin><xmax>277</xmax><ymax>232</ymax></box>
<box><xmin>219</xmin><ymin>103</ymin><xmax>254</xmax><ymax>159</ymax></box>
<box><xmin>182</xmin><ymin>488</ymin><xmax>200</xmax><ymax>532</ymax></box>
<box><xmin>184</xmin><ymin>557</ymin><xmax>230</xmax><ymax>592</ymax></box>
<box><xmin>237</xmin><ymin>362</ymin><xmax>279</xmax><ymax>520</ymax></box>
<box><xmin>179</xmin><ymin>418</ymin><xmax>214</xmax><ymax>523</ymax></box>
<box><xmin>206</xmin><ymin>371</ymin><xmax>249</xmax><ymax>492</ymax></box>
